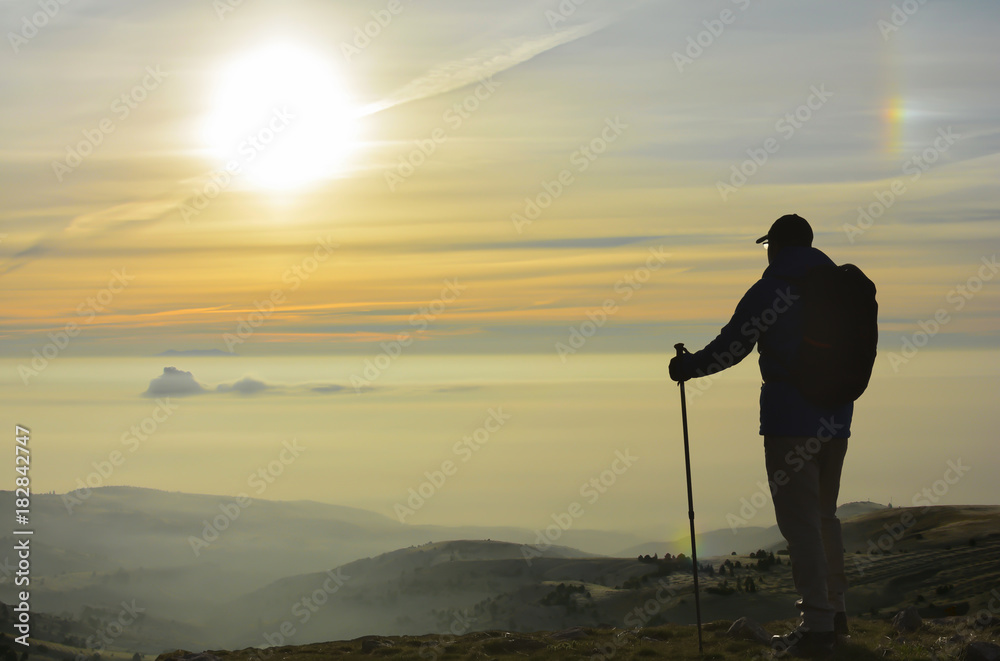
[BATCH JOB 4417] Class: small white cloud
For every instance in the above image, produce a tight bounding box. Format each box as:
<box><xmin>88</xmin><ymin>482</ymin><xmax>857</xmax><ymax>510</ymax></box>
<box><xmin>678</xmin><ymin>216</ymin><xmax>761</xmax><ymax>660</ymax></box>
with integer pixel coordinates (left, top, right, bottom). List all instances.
<box><xmin>143</xmin><ymin>367</ymin><xmax>206</xmax><ymax>397</ymax></box>
<box><xmin>217</xmin><ymin>376</ymin><xmax>270</xmax><ymax>395</ymax></box>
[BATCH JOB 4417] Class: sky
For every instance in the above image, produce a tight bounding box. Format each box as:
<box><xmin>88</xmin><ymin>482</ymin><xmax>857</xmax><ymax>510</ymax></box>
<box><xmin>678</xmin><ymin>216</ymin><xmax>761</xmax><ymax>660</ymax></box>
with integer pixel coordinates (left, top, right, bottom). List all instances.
<box><xmin>2</xmin><ymin>0</ymin><xmax>999</xmax><ymax>543</ymax></box>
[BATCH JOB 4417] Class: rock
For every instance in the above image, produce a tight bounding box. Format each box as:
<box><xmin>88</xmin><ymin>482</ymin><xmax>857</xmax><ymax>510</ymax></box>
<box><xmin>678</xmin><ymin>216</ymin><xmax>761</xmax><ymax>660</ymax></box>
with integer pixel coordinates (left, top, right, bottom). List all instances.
<box><xmin>360</xmin><ymin>637</ymin><xmax>394</xmax><ymax>653</ymax></box>
<box><xmin>892</xmin><ymin>605</ymin><xmax>922</xmax><ymax>632</ymax></box>
<box><xmin>936</xmin><ymin>633</ymin><xmax>967</xmax><ymax>646</ymax></box>
<box><xmin>965</xmin><ymin>642</ymin><xmax>1000</xmax><ymax>661</ymax></box>
<box><xmin>726</xmin><ymin>617</ymin><xmax>771</xmax><ymax>645</ymax></box>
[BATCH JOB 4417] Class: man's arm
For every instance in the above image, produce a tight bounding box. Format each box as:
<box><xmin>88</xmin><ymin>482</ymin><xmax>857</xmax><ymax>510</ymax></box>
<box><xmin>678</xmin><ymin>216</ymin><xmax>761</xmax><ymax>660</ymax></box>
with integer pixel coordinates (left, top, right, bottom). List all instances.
<box><xmin>671</xmin><ymin>278</ymin><xmax>784</xmax><ymax>381</ymax></box>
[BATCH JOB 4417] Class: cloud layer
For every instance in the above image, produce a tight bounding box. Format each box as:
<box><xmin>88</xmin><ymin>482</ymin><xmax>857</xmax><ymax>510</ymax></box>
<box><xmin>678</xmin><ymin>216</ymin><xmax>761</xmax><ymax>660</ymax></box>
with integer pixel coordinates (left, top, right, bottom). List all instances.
<box><xmin>142</xmin><ymin>367</ymin><xmax>351</xmax><ymax>397</ymax></box>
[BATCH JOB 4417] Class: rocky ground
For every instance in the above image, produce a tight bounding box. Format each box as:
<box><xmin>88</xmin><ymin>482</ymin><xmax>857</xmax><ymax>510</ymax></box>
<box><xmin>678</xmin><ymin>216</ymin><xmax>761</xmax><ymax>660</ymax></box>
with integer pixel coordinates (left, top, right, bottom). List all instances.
<box><xmin>152</xmin><ymin>609</ymin><xmax>1000</xmax><ymax>661</ymax></box>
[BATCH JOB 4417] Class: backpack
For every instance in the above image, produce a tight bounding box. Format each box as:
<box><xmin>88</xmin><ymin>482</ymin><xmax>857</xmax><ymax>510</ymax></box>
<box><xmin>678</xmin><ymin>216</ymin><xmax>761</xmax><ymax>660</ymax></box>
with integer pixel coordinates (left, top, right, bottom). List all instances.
<box><xmin>785</xmin><ymin>263</ymin><xmax>878</xmax><ymax>408</ymax></box>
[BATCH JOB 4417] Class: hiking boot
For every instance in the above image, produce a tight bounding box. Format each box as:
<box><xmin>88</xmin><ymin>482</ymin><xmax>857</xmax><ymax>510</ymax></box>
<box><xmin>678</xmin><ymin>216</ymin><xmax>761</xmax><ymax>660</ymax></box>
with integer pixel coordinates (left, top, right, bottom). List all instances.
<box><xmin>771</xmin><ymin>628</ymin><xmax>835</xmax><ymax>658</ymax></box>
<box><xmin>834</xmin><ymin>612</ymin><xmax>850</xmax><ymax>644</ymax></box>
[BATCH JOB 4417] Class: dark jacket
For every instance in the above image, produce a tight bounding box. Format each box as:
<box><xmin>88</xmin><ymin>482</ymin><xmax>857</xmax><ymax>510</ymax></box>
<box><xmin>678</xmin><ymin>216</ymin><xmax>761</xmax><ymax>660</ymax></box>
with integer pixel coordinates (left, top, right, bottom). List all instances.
<box><xmin>679</xmin><ymin>246</ymin><xmax>853</xmax><ymax>439</ymax></box>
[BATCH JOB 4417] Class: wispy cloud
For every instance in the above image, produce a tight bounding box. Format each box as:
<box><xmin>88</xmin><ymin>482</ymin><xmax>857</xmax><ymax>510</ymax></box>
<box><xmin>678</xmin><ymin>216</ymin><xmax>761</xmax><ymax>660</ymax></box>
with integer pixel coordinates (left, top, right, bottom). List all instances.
<box><xmin>0</xmin><ymin>19</ymin><xmax>613</xmax><ymax>277</ymax></box>
<box><xmin>360</xmin><ymin>18</ymin><xmax>613</xmax><ymax>116</ymax></box>
<box><xmin>0</xmin><ymin>174</ymin><xmax>211</xmax><ymax>275</ymax></box>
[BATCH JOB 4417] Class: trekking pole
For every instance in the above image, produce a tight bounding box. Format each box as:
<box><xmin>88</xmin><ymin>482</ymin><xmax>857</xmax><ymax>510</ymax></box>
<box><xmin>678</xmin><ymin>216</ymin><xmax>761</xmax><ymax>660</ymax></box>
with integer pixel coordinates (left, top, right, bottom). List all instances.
<box><xmin>674</xmin><ymin>343</ymin><xmax>703</xmax><ymax>654</ymax></box>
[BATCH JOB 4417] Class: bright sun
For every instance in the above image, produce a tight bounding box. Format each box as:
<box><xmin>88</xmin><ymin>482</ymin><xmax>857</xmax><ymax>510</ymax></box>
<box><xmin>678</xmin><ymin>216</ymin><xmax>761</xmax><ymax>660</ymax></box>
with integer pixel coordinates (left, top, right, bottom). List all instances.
<box><xmin>202</xmin><ymin>43</ymin><xmax>359</xmax><ymax>191</ymax></box>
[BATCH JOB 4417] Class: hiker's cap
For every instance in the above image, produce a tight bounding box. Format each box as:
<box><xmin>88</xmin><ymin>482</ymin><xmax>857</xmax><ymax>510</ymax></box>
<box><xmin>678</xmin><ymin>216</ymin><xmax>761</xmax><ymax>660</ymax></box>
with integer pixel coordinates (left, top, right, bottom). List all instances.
<box><xmin>756</xmin><ymin>214</ymin><xmax>813</xmax><ymax>247</ymax></box>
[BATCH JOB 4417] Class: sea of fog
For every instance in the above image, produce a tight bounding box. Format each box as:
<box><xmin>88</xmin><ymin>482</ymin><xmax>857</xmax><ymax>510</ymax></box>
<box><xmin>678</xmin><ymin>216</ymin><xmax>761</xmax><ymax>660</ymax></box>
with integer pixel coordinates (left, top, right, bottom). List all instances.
<box><xmin>2</xmin><ymin>350</ymin><xmax>997</xmax><ymax>538</ymax></box>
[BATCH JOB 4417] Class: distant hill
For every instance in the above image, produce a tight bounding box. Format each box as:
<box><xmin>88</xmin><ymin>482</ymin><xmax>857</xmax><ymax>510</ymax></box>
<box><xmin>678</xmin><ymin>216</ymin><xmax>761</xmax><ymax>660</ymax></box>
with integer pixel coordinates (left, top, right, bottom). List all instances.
<box><xmin>838</xmin><ymin>503</ymin><xmax>999</xmax><ymax>552</ymax></box>
<box><xmin>617</xmin><ymin>501</ymin><xmax>889</xmax><ymax>559</ymax></box>
<box><xmin>616</xmin><ymin>526</ymin><xmax>779</xmax><ymax>560</ymax></box>
<box><xmin>837</xmin><ymin>500</ymin><xmax>889</xmax><ymax>520</ymax></box>
<box><xmin>3</xmin><ymin>487</ymin><xmax>996</xmax><ymax>654</ymax></box>
<box><xmin>209</xmin><ymin>506</ymin><xmax>1000</xmax><ymax>649</ymax></box>
<box><xmin>214</xmin><ymin>538</ymin><xmax>679</xmax><ymax>648</ymax></box>
<box><xmin>0</xmin><ymin>487</ymin><xmax>619</xmax><ymax>633</ymax></box>
<box><xmin>0</xmin><ymin>486</ymin><xmax>420</xmax><ymax>627</ymax></box>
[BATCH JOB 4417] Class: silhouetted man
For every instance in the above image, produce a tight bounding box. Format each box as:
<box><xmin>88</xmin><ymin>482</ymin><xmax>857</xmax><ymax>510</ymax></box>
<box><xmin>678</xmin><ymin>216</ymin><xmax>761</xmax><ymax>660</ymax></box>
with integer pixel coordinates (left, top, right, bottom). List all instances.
<box><xmin>669</xmin><ymin>214</ymin><xmax>850</xmax><ymax>658</ymax></box>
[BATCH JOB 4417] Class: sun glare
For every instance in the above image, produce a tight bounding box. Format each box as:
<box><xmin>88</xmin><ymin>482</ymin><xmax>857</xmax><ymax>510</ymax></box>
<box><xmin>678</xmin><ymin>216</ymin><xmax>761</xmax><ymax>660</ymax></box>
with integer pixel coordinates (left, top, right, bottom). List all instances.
<box><xmin>202</xmin><ymin>43</ymin><xmax>359</xmax><ymax>191</ymax></box>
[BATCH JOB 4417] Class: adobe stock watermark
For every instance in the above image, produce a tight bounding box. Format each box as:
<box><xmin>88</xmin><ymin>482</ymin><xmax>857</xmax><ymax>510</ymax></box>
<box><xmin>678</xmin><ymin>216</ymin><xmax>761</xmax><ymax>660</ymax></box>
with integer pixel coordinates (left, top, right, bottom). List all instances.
<box><xmin>19</xmin><ymin>268</ymin><xmax>135</xmax><ymax>384</ymax></box>
<box><xmin>511</xmin><ymin>116</ymin><xmax>628</xmax><ymax>234</ymax></box>
<box><xmin>955</xmin><ymin>588</ymin><xmax>1000</xmax><ymax>636</ymax></box>
<box><xmin>222</xmin><ymin>235</ymin><xmax>338</xmax><ymax>352</ymax></box>
<box><xmin>726</xmin><ymin>417</ymin><xmax>846</xmax><ymax>533</ymax></box>
<box><xmin>188</xmin><ymin>439</ymin><xmax>305</xmax><ymax>556</ymax></box>
<box><xmin>520</xmin><ymin>449</ymin><xmax>638</xmax><ymax>564</ymax></box>
<box><xmin>851</xmin><ymin>457</ymin><xmax>970</xmax><ymax>576</ymax></box>
<box><xmin>8</xmin><ymin>0</ymin><xmax>73</xmax><ymax>54</ymax></box>
<box><xmin>716</xmin><ymin>84</ymin><xmax>834</xmax><ymax>201</ymax></box>
<box><xmin>418</xmin><ymin>607</ymin><xmax>477</xmax><ymax>661</ymax></box>
<box><xmin>62</xmin><ymin>398</ymin><xmax>179</xmax><ymax>515</ymax></box>
<box><xmin>394</xmin><ymin>407</ymin><xmax>511</xmax><ymax>523</ymax></box>
<box><xmin>211</xmin><ymin>0</ymin><xmax>247</xmax><ymax>20</ymax></box>
<box><xmin>384</xmin><ymin>76</ymin><xmax>501</xmax><ymax>192</ymax></box>
<box><xmin>544</xmin><ymin>0</ymin><xmax>587</xmax><ymax>29</ymax></box>
<box><xmin>593</xmin><ymin>578</ymin><xmax>680</xmax><ymax>661</ymax></box>
<box><xmin>349</xmin><ymin>278</ymin><xmax>466</xmax><ymax>391</ymax></box>
<box><xmin>556</xmin><ymin>246</ymin><xmax>670</xmax><ymax>362</ymax></box>
<box><xmin>180</xmin><ymin>107</ymin><xmax>296</xmax><ymax>223</ymax></box>
<box><xmin>339</xmin><ymin>0</ymin><xmax>412</xmax><ymax>61</ymax></box>
<box><xmin>74</xmin><ymin>600</ymin><xmax>145</xmax><ymax>661</ymax></box>
<box><xmin>671</xmin><ymin>0</ymin><xmax>752</xmax><ymax>73</ymax></box>
<box><xmin>51</xmin><ymin>66</ymin><xmax>168</xmax><ymax>182</ymax></box>
<box><xmin>878</xmin><ymin>0</ymin><xmax>929</xmax><ymax>41</ymax></box>
<box><xmin>260</xmin><ymin>568</ymin><xmax>350</xmax><ymax>647</ymax></box>
<box><xmin>683</xmin><ymin>284</ymin><xmax>800</xmax><ymax>399</ymax></box>
<box><xmin>842</xmin><ymin>126</ymin><xmax>959</xmax><ymax>243</ymax></box>
<box><xmin>886</xmin><ymin>254</ymin><xmax>997</xmax><ymax>373</ymax></box>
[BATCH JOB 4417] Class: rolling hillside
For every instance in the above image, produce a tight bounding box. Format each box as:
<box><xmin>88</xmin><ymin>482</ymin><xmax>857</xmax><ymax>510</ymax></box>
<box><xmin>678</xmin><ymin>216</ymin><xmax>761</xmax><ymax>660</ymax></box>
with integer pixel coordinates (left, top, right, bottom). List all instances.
<box><xmin>3</xmin><ymin>487</ymin><xmax>997</xmax><ymax>655</ymax></box>
<box><xmin>210</xmin><ymin>505</ymin><xmax>1000</xmax><ymax>649</ymax></box>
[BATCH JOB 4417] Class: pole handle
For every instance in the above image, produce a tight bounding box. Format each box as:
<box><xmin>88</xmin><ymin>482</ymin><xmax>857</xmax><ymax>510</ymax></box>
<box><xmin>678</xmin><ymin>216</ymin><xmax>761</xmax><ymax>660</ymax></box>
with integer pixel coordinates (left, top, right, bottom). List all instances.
<box><xmin>673</xmin><ymin>343</ymin><xmax>690</xmax><ymax>386</ymax></box>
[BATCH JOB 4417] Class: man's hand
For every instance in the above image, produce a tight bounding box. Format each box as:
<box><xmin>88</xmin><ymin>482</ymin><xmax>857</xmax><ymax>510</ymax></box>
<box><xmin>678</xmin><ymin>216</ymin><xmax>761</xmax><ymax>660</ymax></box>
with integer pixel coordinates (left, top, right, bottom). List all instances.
<box><xmin>669</xmin><ymin>355</ymin><xmax>690</xmax><ymax>382</ymax></box>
